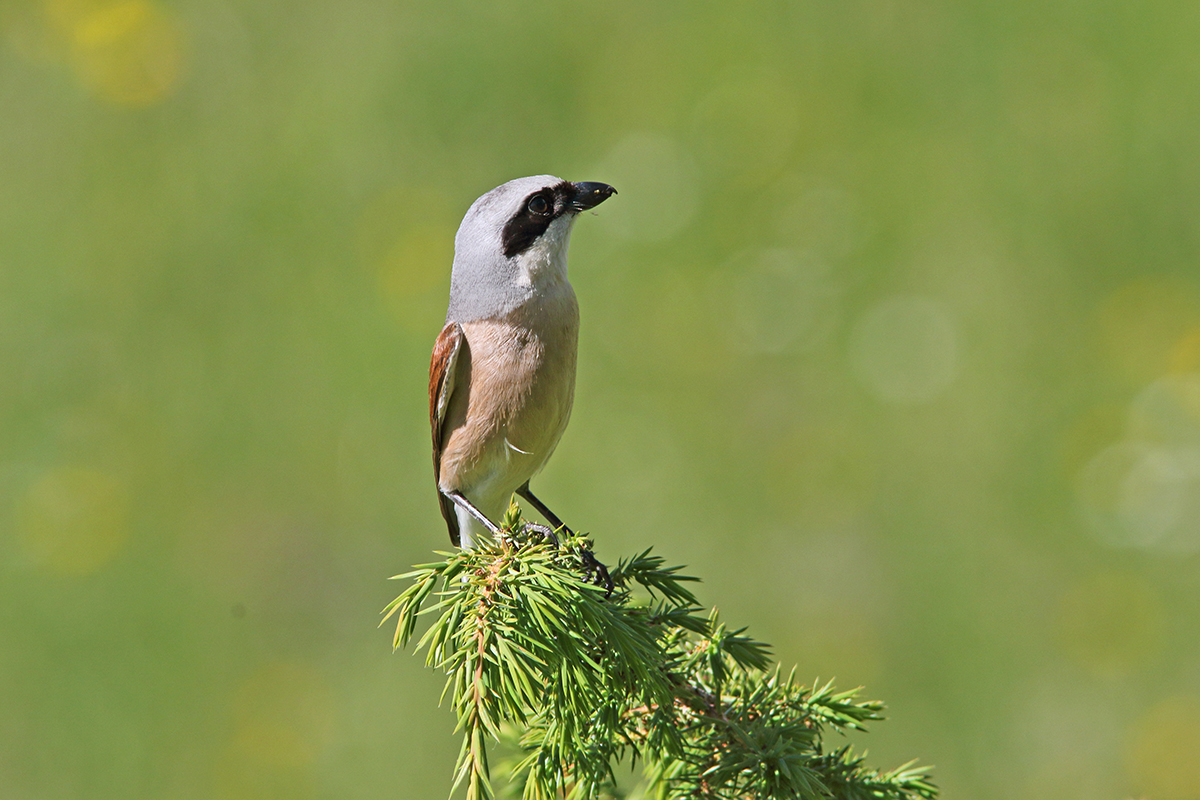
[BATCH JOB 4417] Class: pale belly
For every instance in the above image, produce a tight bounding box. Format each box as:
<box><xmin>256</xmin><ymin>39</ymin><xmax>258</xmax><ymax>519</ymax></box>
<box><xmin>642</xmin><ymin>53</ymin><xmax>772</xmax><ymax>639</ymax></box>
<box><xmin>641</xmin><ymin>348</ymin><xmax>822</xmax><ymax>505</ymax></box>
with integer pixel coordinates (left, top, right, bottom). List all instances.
<box><xmin>438</xmin><ymin>298</ymin><xmax>579</xmax><ymax>523</ymax></box>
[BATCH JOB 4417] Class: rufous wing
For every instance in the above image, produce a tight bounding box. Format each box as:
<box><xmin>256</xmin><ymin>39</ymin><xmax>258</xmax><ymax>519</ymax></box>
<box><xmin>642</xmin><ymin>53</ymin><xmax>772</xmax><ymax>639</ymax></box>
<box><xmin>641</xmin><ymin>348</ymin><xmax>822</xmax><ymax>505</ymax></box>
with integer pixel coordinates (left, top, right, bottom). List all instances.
<box><xmin>429</xmin><ymin>321</ymin><xmax>464</xmax><ymax>546</ymax></box>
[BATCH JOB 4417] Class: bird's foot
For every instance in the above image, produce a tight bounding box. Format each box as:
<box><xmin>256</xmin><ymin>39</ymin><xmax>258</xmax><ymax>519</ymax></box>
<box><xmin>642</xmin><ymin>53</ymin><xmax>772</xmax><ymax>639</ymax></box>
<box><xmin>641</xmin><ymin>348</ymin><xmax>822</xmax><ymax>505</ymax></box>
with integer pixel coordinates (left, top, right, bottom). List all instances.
<box><xmin>520</xmin><ymin>522</ymin><xmax>612</xmax><ymax>597</ymax></box>
<box><xmin>522</xmin><ymin>522</ymin><xmax>559</xmax><ymax>548</ymax></box>
<box><xmin>578</xmin><ymin>548</ymin><xmax>614</xmax><ymax>597</ymax></box>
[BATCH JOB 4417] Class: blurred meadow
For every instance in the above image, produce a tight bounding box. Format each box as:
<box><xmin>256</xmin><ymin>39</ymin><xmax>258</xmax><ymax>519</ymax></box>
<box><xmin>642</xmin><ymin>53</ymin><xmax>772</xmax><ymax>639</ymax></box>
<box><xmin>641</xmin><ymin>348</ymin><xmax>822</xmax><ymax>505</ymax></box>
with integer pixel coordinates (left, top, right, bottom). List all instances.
<box><xmin>4</xmin><ymin>0</ymin><xmax>1200</xmax><ymax>798</ymax></box>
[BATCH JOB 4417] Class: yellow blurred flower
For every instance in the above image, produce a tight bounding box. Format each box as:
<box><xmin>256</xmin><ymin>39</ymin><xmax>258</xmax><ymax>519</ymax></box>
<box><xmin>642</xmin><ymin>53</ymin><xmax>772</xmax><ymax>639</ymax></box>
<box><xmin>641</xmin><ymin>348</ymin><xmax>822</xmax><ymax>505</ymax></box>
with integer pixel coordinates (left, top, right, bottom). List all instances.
<box><xmin>1126</xmin><ymin>695</ymin><xmax>1200</xmax><ymax>800</ymax></box>
<box><xmin>1170</xmin><ymin>325</ymin><xmax>1200</xmax><ymax>374</ymax></box>
<box><xmin>44</xmin><ymin>0</ymin><xmax>185</xmax><ymax>106</ymax></box>
<box><xmin>1098</xmin><ymin>278</ymin><xmax>1200</xmax><ymax>384</ymax></box>
<box><xmin>231</xmin><ymin>662</ymin><xmax>336</xmax><ymax>769</ymax></box>
<box><xmin>17</xmin><ymin>466</ymin><xmax>130</xmax><ymax>576</ymax></box>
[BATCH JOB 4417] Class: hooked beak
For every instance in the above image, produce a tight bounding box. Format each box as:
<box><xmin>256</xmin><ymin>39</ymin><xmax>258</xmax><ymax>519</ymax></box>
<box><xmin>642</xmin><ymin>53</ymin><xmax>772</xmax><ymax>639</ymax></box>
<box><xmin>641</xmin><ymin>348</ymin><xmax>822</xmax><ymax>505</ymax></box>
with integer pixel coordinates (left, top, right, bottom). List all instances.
<box><xmin>569</xmin><ymin>182</ymin><xmax>617</xmax><ymax>212</ymax></box>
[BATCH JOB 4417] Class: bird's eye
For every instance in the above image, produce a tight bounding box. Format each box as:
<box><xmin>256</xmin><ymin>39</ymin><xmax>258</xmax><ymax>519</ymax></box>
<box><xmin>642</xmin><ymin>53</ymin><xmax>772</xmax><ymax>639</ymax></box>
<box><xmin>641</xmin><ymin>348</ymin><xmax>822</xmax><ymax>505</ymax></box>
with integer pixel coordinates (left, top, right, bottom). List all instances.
<box><xmin>528</xmin><ymin>195</ymin><xmax>550</xmax><ymax>215</ymax></box>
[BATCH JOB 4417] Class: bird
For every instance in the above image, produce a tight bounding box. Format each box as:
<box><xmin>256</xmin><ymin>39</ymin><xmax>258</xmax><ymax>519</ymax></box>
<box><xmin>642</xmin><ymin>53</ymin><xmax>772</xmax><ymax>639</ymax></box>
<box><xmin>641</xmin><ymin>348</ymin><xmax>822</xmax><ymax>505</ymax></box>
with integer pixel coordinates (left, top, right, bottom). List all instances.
<box><xmin>428</xmin><ymin>175</ymin><xmax>616</xmax><ymax>550</ymax></box>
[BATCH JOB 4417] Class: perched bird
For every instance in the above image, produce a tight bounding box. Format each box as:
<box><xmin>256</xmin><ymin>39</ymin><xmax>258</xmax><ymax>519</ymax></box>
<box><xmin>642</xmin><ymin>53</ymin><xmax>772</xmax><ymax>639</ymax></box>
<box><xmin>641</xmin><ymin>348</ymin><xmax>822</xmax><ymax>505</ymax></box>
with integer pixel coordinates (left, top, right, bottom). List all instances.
<box><xmin>429</xmin><ymin>176</ymin><xmax>616</xmax><ymax>549</ymax></box>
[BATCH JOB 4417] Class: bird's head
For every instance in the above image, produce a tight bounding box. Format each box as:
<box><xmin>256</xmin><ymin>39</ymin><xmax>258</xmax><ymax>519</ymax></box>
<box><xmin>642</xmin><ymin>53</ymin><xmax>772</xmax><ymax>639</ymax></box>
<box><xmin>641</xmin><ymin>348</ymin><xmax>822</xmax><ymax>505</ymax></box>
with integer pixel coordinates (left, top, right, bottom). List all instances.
<box><xmin>447</xmin><ymin>176</ymin><xmax>615</xmax><ymax>322</ymax></box>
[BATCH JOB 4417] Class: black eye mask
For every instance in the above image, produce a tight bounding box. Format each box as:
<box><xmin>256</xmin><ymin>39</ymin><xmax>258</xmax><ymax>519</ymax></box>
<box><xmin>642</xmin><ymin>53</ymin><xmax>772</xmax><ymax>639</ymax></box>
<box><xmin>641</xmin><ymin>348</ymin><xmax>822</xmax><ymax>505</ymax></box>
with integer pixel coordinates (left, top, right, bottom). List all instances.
<box><xmin>500</xmin><ymin>181</ymin><xmax>574</xmax><ymax>258</ymax></box>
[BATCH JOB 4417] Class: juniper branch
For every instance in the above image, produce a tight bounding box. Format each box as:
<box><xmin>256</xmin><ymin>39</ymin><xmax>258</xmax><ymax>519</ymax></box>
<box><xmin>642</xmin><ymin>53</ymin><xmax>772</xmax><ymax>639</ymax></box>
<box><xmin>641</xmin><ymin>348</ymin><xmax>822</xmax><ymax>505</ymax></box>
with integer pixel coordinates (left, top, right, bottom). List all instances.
<box><xmin>383</xmin><ymin>505</ymin><xmax>937</xmax><ymax>800</ymax></box>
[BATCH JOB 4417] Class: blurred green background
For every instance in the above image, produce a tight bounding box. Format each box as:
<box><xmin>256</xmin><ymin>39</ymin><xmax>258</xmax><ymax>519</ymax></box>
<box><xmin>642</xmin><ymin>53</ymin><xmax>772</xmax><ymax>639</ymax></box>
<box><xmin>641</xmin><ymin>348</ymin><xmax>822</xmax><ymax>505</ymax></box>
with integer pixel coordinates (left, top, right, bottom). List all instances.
<box><xmin>4</xmin><ymin>0</ymin><xmax>1200</xmax><ymax>798</ymax></box>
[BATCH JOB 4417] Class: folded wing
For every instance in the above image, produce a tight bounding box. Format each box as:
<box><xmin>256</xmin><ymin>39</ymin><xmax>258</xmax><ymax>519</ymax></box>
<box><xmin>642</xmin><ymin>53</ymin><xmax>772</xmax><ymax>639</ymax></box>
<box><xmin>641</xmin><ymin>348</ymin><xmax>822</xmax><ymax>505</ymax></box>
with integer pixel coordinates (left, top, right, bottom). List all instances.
<box><xmin>429</xmin><ymin>322</ymin><xmax>464</xmax><ymax>545</ymax></box>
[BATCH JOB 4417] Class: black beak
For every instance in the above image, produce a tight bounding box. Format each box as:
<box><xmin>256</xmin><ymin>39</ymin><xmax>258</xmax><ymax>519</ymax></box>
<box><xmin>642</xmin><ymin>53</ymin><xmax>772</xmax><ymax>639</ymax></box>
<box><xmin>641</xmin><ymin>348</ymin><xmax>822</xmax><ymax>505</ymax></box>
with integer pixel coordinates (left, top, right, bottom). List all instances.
<box><xmin>569</xmin><ymin>182</ymin><xmax>617</xmax><ymax>212</ymax></box>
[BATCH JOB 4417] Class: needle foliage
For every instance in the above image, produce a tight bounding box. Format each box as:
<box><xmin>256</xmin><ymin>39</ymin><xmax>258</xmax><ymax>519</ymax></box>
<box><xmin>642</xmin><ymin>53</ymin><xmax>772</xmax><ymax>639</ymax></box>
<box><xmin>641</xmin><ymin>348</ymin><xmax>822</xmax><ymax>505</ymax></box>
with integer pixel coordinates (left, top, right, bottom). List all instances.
<box><xmin>384</xmin><ymin>506</ymin><xmax>937</xmax><ymax>800</ymax></box>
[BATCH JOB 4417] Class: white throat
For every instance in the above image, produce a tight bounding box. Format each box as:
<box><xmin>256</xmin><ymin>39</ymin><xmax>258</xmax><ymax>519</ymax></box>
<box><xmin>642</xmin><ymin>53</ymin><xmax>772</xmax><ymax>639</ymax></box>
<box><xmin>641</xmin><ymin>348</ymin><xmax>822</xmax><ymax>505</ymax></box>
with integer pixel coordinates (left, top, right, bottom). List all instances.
<box><xmin>514</xmin><ymin>215</ymin><xmax>576</xmax><ymax>289</ymax></box>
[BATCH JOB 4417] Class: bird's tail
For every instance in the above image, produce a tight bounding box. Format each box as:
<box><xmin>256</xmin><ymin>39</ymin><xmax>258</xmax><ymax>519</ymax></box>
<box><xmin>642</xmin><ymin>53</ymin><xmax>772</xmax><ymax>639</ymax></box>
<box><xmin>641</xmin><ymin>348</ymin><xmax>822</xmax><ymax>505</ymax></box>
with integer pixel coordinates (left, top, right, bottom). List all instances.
<box><xmin>454</xmin><ymin>506</ymin><xmax>491</xmax><ymax>550</ymax></box>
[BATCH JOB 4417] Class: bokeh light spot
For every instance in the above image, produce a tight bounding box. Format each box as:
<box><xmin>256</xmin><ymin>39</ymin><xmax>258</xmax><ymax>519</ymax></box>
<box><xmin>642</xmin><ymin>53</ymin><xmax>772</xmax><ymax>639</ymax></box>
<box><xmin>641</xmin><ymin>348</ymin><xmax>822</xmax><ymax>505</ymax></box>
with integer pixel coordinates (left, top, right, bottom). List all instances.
<box><xmin>716</xmin><ymin>248</ymin><xmax>840</xmax><ymax>355</ymax></box>
<box><xmin>17</xmin><ymin>467</ymin><xmax>130</xmax><ymax>576</ymax></box>
<box><xmin>849</xmin><ymin>295</ymin><xmax>959</xmax><ymax>403</ymax></box>
<box><xmin>232</xmin><ymin>662</ymin><xmax>336</xmax><ymax>769</ymax></box>
<box><xmin>1078</xmin><ymin>375</ymin><xmax>1200</xmax><ymax>553</ymax></box>
<box><xmin>1120</xmin><ymin>447</ymin><xmax>1200</xmax><ymax>547</ymax></box>
<box><xmin>1125</xmin><ymin>695</ymin><xmax>1200</xmax><ymax>800</ymax></box>
<box><xmin>1076</xmin><ymin>441</ymin><xmax>1200</xmax><ymax>553</ymax></box>
<box><xmin>1129</xmin><ymin>373</ymin><xmax>1200</xmax><ymax>445</ymax></box>
<box><xmin>1055</xmin><ymin>572</ymin><xmax>1163</xmax><ymax>677</ymax></box>
<box><xmin>690</xmin><ymin>68</ymin><xmax>802</xmax><ymax>187</ymax></box>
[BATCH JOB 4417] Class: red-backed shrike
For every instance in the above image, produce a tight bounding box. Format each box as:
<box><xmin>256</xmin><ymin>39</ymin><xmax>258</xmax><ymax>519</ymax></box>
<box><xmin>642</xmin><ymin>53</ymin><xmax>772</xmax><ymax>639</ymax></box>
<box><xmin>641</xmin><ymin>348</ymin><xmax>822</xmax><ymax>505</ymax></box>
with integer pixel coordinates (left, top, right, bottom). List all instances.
<box><xmin>428</xmin><ymin>176</ymin><xmax>616</xmax><ymax>549</ymax></box>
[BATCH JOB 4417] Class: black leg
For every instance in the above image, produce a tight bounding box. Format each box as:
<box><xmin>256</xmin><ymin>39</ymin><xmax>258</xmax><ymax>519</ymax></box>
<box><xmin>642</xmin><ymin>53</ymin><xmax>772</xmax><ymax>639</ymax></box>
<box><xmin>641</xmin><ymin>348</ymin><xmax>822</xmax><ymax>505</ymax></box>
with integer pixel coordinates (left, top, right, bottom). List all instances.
<box><xmin>446</xmin><ymin>488</ymin><xmax>558</xmax><ymax>546</ymax></box>
<box><xmin>516</xmin><ymin>482</ymin><xmax>572</xmax><ymax>535</ymax></box>
<box><xmin>445</xmin><ymin>490</ymin><xmax>501</xmax><ymax>535</ymax></box>
<box><xmin>517</xmin><ymin>482</ymin><xmax>612</xmax><ymax>595</ymax></box>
